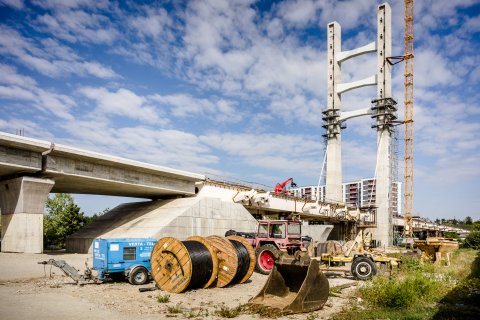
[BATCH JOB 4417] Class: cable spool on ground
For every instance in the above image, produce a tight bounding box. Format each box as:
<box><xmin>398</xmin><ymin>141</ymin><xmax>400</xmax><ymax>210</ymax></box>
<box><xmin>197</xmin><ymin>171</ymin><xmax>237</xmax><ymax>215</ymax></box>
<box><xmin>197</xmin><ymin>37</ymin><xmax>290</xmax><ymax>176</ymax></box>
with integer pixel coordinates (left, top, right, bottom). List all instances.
<box><xmin>206</xmin><ymin>235</ymin><xmax>238</xmax><ymax>287</ymax></box>
<box><xmin>226</xmin><ymin>235</ymin><xmax>255</xmax><ymax>284</ymax></box>
<box><xmin>150</xmin><ymin>237</ymin><xmax>214</xmax><ymax>293</ymax></box>
<box><xmin>187</xmin><ymin>236</ymin><xmax>218</xmax><ymax>288</ymax></box>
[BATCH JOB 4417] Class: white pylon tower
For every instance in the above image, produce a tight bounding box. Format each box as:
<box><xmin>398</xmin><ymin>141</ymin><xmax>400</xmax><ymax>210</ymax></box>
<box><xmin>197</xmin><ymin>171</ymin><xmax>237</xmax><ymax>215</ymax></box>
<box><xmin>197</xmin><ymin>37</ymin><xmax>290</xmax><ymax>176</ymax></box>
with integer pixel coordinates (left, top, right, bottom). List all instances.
<box><xmin>324</xmin><ymin>3</ymin><xmax>395</xmax><ymax>246</ymax></box>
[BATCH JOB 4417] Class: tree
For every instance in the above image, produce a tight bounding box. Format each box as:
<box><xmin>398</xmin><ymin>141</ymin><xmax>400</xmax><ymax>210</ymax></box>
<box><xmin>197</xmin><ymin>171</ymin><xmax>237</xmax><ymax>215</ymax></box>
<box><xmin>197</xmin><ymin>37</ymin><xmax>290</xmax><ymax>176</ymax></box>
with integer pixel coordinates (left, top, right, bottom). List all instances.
<box><xmin>44</xmin><ymin>193</ymin><xmax>89</xmax><ymax>249</ymax></box>
<box><xmin>463</xmin><ymin>231</ymin><xmax>480</xmax><ymax>250</ymax></box>
<box><xmin>465</xmin><ymin>216</ymin><xmax>473</xmax><ymax>225</ymax></box>
<box><xmin>86</xmin><ymin>207</ymin><xmax>109</xmax><ymax>224</ymax></box>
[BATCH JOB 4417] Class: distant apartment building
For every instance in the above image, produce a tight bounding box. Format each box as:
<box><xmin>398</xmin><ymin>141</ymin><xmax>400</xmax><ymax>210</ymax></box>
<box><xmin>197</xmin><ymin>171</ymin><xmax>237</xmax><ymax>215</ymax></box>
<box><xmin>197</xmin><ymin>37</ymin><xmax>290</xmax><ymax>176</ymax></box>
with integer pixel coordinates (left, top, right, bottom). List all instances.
<box><xmin>291</xmin><ymin>178</ymin><xmax>402</xmax><ymax>216</ymax></box>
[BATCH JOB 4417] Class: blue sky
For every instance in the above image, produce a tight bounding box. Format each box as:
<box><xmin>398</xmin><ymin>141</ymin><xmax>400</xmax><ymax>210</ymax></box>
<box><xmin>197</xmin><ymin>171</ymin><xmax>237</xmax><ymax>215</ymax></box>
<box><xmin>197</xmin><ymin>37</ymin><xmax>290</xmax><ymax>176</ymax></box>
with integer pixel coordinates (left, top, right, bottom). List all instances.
<box><xmin>0</xmin><ymin>0</ymin><xmax>479</xmax><ymax>220</ymax></box>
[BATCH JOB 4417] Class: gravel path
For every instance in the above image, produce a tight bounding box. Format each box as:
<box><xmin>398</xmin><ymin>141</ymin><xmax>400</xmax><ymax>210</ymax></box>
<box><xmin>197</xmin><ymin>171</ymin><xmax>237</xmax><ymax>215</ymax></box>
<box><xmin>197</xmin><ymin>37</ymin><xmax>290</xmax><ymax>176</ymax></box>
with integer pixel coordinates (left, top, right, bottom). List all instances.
<box><xmin>0</xmin><ymin>252</ymin><xmax>357</xmax><ymax>320</ymax></box>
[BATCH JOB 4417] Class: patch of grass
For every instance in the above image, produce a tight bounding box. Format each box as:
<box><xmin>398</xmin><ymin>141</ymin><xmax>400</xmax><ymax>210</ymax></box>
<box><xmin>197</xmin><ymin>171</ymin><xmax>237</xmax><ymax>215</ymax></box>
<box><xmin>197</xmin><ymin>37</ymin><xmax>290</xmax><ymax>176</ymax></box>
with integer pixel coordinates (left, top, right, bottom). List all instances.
<box><xmin>157</xmin><ymin>293</ymin><xmax>171</xmax><ymax>303</ymax></box>
<box><xmin>246</xmin><ymin>305</ymin><xmax>282</xmax><ymax>318</ymax></box>
<box><xmin>329</xmin><ymin>286</ymin><xmax>341</xmax><ymax>297</ymax></box>
<box><xmin>166</xmin><ymin>303</ymin><xmax>183</xmax><ymax>314</ymax></box>
<box><xmin>183</xmin><ymin>308</ymin><xmax>209</xmax><ymax>318</ymax></box>
<box><xmin>332</xmin><ymin>304</ymin><xmax>436</xmax><ymax>320</ymax></box>
<box><xmin>400</xmin><ymin>255</ymin><xmax>423</xmax><ymax>272</ymax></box>
<box><xmin>214</xmin><ymin>303</ymin><xmax>246</xmax><ymax>318</ymax></box>
<box><xmin>360</xmin><ymin>272</ymin><xmax>440</xmax><ymax>309</ymax></box>
<box><xmin>329</xmin><ymin>283</ymin><xmax>356</xmax><ymax>297</ymax></box>
<box><xmin>332</xmin><ymin>249</ymin><xmax>479</xmax><ymax>320</ymax></box>
<box><xmin>434</xmin><ymin>250</ymin><xmax>480</xmax><ymax>319</ymax></box>
<box><xmin>306</xmin><ymin>313</ymin><xmax>318</xmax><ymax>320</ymax></box>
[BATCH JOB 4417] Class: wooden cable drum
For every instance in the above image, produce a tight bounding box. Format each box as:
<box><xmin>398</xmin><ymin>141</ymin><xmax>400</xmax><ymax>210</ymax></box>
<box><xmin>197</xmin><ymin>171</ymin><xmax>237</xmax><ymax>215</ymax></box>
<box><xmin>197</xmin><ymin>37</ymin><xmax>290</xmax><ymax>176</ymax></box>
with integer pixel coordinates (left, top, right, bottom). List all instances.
<box><xmin>206</xmin><ymin>235</ymin><xmax>238</xmax><ymax>287</ymax></box>
<box><xmin>150</xmin><ymin>237</ymin><xmax>214</xmax><ymax>293</ymax></box>
<box><xmin>226</xmin><ymin>235</ymin><xmax>256</xmax><ymax>284</ymax></box>
<box><xmin>187</xmin><ymin>236</ymin><xmax>218</xmax><ymax>288</ymax></box>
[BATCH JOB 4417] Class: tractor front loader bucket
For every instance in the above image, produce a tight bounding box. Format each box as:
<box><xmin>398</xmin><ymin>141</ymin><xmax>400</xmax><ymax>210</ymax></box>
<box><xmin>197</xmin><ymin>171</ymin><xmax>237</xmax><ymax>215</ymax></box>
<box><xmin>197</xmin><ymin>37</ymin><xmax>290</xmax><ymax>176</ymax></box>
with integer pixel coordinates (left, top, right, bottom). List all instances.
<box><xmin>249</xmin><ymin>254</ymin><xmax>329</xmax><ymax>314</ymax></box>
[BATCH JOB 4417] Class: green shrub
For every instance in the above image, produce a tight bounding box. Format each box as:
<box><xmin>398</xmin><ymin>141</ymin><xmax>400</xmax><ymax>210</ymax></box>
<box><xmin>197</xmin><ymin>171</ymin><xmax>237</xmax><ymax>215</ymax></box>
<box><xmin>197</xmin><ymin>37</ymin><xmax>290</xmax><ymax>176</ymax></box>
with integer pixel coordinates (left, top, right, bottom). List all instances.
<box><xmin>464</xmin><ymin>231</ymin><xmax>480</xmax><ymax>249</ymax></box>
<box><xmin>400</xmin><ymin>255</ymin><xmax>423</xmax><ymax>272</ymax></box>
<box><xmin>444</xmin><ymin>231</ymin><xmax>459</xmax><ymax>239</ymax></box>
<box><xmin>156</xmin><ymin>294</ymin><xmax>170</xmax><ymax>303</ymax></box>
<box><xmin>360</xmin><ymin>272</ymin><xmax>438</xmax><ymax>309</ymax></box>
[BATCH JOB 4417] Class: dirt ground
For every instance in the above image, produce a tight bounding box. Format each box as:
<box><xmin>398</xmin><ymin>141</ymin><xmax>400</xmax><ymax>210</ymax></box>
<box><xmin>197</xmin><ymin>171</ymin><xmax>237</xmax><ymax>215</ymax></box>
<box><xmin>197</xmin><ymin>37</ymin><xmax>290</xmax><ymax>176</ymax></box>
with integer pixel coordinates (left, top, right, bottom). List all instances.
<box><xmin>0</xmin><ymin>252</ymin><xmax>358</xmax><ymax>320</ymax></box>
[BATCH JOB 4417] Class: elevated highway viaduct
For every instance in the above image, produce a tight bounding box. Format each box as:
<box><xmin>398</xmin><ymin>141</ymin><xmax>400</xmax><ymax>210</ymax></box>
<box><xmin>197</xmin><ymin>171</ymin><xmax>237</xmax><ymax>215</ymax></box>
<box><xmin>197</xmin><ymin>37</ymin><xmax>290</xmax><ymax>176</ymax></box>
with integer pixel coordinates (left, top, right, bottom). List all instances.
<box><xmin>0</xmin><ymin>132</ymin><xmax>204</xmax><ymax>253</ymax></box>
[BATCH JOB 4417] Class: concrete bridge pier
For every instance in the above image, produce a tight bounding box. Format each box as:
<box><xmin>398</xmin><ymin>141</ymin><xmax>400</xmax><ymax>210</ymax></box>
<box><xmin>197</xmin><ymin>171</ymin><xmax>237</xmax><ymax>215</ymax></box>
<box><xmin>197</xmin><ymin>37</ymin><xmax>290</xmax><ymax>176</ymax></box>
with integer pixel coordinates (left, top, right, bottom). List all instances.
<box><xmin>0</xmin><ymin>177</ymin><xmax>54</xmax><ymax>253</ymax></box>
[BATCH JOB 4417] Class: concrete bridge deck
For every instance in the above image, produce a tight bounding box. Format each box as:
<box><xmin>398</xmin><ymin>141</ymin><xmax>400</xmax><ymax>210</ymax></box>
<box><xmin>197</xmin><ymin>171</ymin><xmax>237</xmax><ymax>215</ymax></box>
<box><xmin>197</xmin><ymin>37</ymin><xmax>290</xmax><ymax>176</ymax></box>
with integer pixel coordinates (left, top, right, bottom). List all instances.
<box><xmin>0</xmin><ymin>132</ymin><xmax>204</xmax><ymax>197</ymax></box>
<box><xmin>0</xmin><ymin>131</ymin><xmax>205</xmax><ymax>253</ymax></box>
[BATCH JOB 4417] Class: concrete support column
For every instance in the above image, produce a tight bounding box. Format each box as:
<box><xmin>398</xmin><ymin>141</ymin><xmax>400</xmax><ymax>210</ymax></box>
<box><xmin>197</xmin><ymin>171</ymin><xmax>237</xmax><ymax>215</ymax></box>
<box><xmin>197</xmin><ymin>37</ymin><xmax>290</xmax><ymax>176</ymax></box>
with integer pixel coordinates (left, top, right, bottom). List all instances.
<box><xmin>372</xmin><ymin>3</ymin><xmax>393</xmax><ymax>246</ymax></box>
<box><xmin>325</xmin><ymin>21</ymin><xmax>343</xmax><ymax>203</ymax></box>
<box><xmin>0</xmin><ymin>177</ymin><xmax>54</xmax><ymax>253</ymax></box>
<box><xmin>374</xmin><ymin>131</ymin><xmax>392</xmax><ymax>246</ymax></box>
<box><xmin>377</xmin><ymin>3</ymin><xmax>392</xmax><ymax>99</ymax></box>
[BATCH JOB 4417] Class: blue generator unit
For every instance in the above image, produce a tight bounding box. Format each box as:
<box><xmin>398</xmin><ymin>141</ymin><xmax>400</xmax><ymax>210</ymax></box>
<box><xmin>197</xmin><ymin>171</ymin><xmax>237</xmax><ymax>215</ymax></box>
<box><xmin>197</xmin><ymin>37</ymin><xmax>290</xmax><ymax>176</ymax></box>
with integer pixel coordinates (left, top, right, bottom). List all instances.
<box><xmin>93</xmin><ymin>238</ymin><xmax>157</xmax><ymax>285</ymax></box>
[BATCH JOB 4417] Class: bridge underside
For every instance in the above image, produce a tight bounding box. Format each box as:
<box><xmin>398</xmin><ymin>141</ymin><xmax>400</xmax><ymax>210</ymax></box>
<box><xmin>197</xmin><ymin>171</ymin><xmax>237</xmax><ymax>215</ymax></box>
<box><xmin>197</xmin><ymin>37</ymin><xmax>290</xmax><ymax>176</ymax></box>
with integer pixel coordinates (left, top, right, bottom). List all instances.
<box><xmin>0</xmin><ymin>132</ymin><xmax>204</xmax><ymax>253</ymax></box>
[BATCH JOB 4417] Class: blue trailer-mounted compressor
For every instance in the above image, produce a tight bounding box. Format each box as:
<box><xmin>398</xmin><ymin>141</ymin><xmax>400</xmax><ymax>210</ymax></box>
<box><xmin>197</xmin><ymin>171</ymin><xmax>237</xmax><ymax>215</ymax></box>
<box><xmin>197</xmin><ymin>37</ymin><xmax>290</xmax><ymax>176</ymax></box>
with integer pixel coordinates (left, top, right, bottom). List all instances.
<box><xmin>93</xmin><ymin>238</ymin><xmax>156</xmax><ymax>285</ymax></box>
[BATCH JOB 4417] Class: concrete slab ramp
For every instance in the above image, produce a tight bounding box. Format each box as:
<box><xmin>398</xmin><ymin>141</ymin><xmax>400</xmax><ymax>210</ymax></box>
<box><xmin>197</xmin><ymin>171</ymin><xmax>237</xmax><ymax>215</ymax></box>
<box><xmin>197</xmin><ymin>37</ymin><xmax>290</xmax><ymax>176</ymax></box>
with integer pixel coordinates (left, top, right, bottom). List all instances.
<box><xmin>66</xmin><ymin>197</ymin><xmax>258</xmax><ymax>253</ymax></box>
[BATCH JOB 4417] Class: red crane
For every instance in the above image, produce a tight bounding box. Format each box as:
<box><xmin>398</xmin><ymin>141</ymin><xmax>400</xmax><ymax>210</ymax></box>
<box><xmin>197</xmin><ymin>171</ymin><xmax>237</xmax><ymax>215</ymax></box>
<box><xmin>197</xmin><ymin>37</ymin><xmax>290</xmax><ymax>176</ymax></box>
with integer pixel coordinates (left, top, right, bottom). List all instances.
<box><xmin>274</xmin><ymin>178</ymin><xmax>297</xmax><ymax>194</ymax></box>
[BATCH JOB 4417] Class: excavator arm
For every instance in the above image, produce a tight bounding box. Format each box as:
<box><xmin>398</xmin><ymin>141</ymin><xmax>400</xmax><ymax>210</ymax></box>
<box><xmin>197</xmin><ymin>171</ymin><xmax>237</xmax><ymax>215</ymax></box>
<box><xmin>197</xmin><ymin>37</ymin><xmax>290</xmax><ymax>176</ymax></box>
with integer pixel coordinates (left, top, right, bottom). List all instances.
<box><xmin>274</xmin><ymin>178</ymin><xmax>297</xmax><ymax>194</ymax></box>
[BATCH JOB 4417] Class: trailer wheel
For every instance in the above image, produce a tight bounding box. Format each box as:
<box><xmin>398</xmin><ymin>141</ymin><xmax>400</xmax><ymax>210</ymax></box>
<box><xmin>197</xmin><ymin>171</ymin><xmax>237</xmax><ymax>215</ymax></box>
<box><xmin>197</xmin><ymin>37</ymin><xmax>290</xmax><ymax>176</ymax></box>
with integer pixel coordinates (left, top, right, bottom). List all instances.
<box><xmin>128</xmin><ymin>267</ymin><xmax>149</xmax><ymax>285</ymax></box>
<box><xmin>351</xmin><ymin>256</ymin><xmax>377</xmax><ymax>280</ymax></box>
<box><xmin>255</xmin><ymin>244</ymin><xmax>278</xmax><ymax>275</ymax></box>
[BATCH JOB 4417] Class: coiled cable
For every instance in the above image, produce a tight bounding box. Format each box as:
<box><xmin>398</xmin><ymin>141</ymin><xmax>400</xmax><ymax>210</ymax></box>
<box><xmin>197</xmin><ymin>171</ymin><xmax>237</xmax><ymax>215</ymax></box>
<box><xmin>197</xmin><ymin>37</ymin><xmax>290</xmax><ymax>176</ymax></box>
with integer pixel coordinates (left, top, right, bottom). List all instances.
<box><xmin>183</xmin><ymin>240</ymin><xmax>213</xmax><ymax>290</ymax></box>
<box><xmin>229</xmin><ymin>239</ymin><xmax>250</xmax><ymax>285</ymax></box>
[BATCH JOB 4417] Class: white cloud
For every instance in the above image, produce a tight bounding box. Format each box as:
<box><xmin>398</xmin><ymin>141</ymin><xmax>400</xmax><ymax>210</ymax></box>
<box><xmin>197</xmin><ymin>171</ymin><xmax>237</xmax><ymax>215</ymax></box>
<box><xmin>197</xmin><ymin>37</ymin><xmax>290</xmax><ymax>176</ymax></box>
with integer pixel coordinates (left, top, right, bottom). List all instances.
<box><xmin>181</xmin><ymin>0</ymin><xmax>326</xmax><ymax>99</ymax></box>
<box><xmin>0</xmin><ymin>25</ymin><xmax>117</xmax><ymax>78</ymax></box>
<box><xmin>149</xmin><ymin>93</ymin><xmax>242</xmax><ymax>123</ymax></box>
<box><xmin>0</xmin><ymin>0</ymin><xmax>23</xmax><ymax>9</ymax></box>
<box><xmin>275</xmin><ymin>0</ymin><xmax>318</xmax><ymax>28</ymax></box>
<box><xmin>0</xmin><ymin>64</ymin><xmax>75</xmax><ymax>120</ymax></box>
<box><xmin>57</xmin><ymin>121</ymin><xmax>219</xmax><ymax>173</ymax></box>
<box><xmin>78</xmin><ymin>87</ymin><xmax>163</xmax><ymax>125</ymax></box>
<box><xmin>342</xmin><ymin>139</ymin><xmax>378</xmax><ymax>181</ymax></box>
<box><xmin>268</xmin><ymin>94</ymin><xmax>323</xmax><ymax>126</ymax></box>
<box><xmin>316</xmin><ymin>0</ymin><xmax>373</xmax><ymax>30</ymax></box>
<box><xmin>129</xmin><ymin>7</ymin><xmax>173</xmax><ymax>39</ymax></box>
<box><xmin>414</xmin><ymin>98</ymin><xmax>480</xmax><ymax>157</ymax></box>
<box><xmin>35</xmin><ymin>9</ymin><xmax>119</xmax><ymax>44</ymax></box>
<box><xmin>199</xmin><ymin>132</ymin><xmax>324</xmax><ymax>176</ymax></box>
<box><xmin>78</xmin><ymin>87</ymin><xmax>242</xmax><ymax>125</ymax></box>
<box><xmin>414</xmin><ymin>49</ymin><xmax>460</xmax><ymax>88</ymax></box>
<box><xmin>32</xmin><ymin>0</ymin><xmax>107</xmax><ymax>9</ymax></box>
<box><xmin>0</xmin><ymin>85</ymin><xmax>36</xmax><ymax>101</ymax></box>
<box><xmin>0</xmin><ymin>118</ymin><xmax>54</xmax><ymax>139</ymax></box>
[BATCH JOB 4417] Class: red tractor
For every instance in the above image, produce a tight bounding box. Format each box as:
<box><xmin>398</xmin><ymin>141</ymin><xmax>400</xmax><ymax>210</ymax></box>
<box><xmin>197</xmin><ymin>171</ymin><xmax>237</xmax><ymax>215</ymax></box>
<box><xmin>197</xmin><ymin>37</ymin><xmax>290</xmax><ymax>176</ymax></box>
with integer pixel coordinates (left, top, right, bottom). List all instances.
<box><xmin>226</xmin><ymin>220</ymin><xmax>305</xmax><ymax>274</ymax></box>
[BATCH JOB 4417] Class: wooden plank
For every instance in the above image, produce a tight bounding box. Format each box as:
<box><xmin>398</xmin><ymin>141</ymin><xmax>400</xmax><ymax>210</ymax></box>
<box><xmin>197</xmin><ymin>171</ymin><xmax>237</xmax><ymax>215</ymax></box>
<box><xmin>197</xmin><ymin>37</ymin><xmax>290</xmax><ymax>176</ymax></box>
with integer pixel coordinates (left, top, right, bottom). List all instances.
<box><xmin>207</xmin><ymin>235</ymin><xmax>237</xmax><ymax>287</ymax></box>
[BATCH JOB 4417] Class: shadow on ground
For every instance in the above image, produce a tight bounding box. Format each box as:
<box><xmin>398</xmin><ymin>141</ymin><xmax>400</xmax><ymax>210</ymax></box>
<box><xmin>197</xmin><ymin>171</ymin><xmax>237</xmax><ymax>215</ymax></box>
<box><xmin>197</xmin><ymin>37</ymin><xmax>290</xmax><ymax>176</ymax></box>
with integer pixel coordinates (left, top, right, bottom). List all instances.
<box><xmin>433</xmin><ymin>250</ymin><xmax>480</xmax><ymax>320</ymax></box>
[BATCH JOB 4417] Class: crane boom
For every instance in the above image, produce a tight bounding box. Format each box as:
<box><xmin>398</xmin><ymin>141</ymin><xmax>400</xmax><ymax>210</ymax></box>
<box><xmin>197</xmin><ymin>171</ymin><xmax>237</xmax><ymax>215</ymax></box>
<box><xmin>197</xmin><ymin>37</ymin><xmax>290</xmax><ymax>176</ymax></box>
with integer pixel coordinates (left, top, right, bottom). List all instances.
<box><xmin>404</xmin><ymin>0</ymin><xmax>414</xmax><ymax>239</ymax></box>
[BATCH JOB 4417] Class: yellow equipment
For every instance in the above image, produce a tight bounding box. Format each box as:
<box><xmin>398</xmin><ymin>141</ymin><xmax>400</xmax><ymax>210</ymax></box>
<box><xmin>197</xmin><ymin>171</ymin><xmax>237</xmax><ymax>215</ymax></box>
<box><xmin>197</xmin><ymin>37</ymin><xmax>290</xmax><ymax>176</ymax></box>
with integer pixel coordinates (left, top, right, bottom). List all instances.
<box><xmin>249</xmin><ymin>253</ymin><xmax>329</xmax><ymax>314</ymax></box>
<box><xmin>309</xmin><ymin>231</ymin><xmax>399</xmax><ymax>280</ymax></box>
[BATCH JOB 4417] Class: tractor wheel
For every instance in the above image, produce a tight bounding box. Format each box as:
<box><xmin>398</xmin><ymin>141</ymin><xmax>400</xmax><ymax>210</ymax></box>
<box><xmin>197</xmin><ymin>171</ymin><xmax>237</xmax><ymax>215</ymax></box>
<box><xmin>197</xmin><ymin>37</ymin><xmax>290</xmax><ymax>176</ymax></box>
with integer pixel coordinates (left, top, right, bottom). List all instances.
<box><xmin>128</xmin><ymin>267</ymin><xmax>149</xmax><ymax>285</ymax></box>
<box><xmin>255</xmin><ymin>244</ymin><xmax>278</xmax><ymax>275</ymax></box>
<box><xmin>351</xmin><ymin>256</ymin><xmax>377</xmax><ymax>280</ymax></box>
